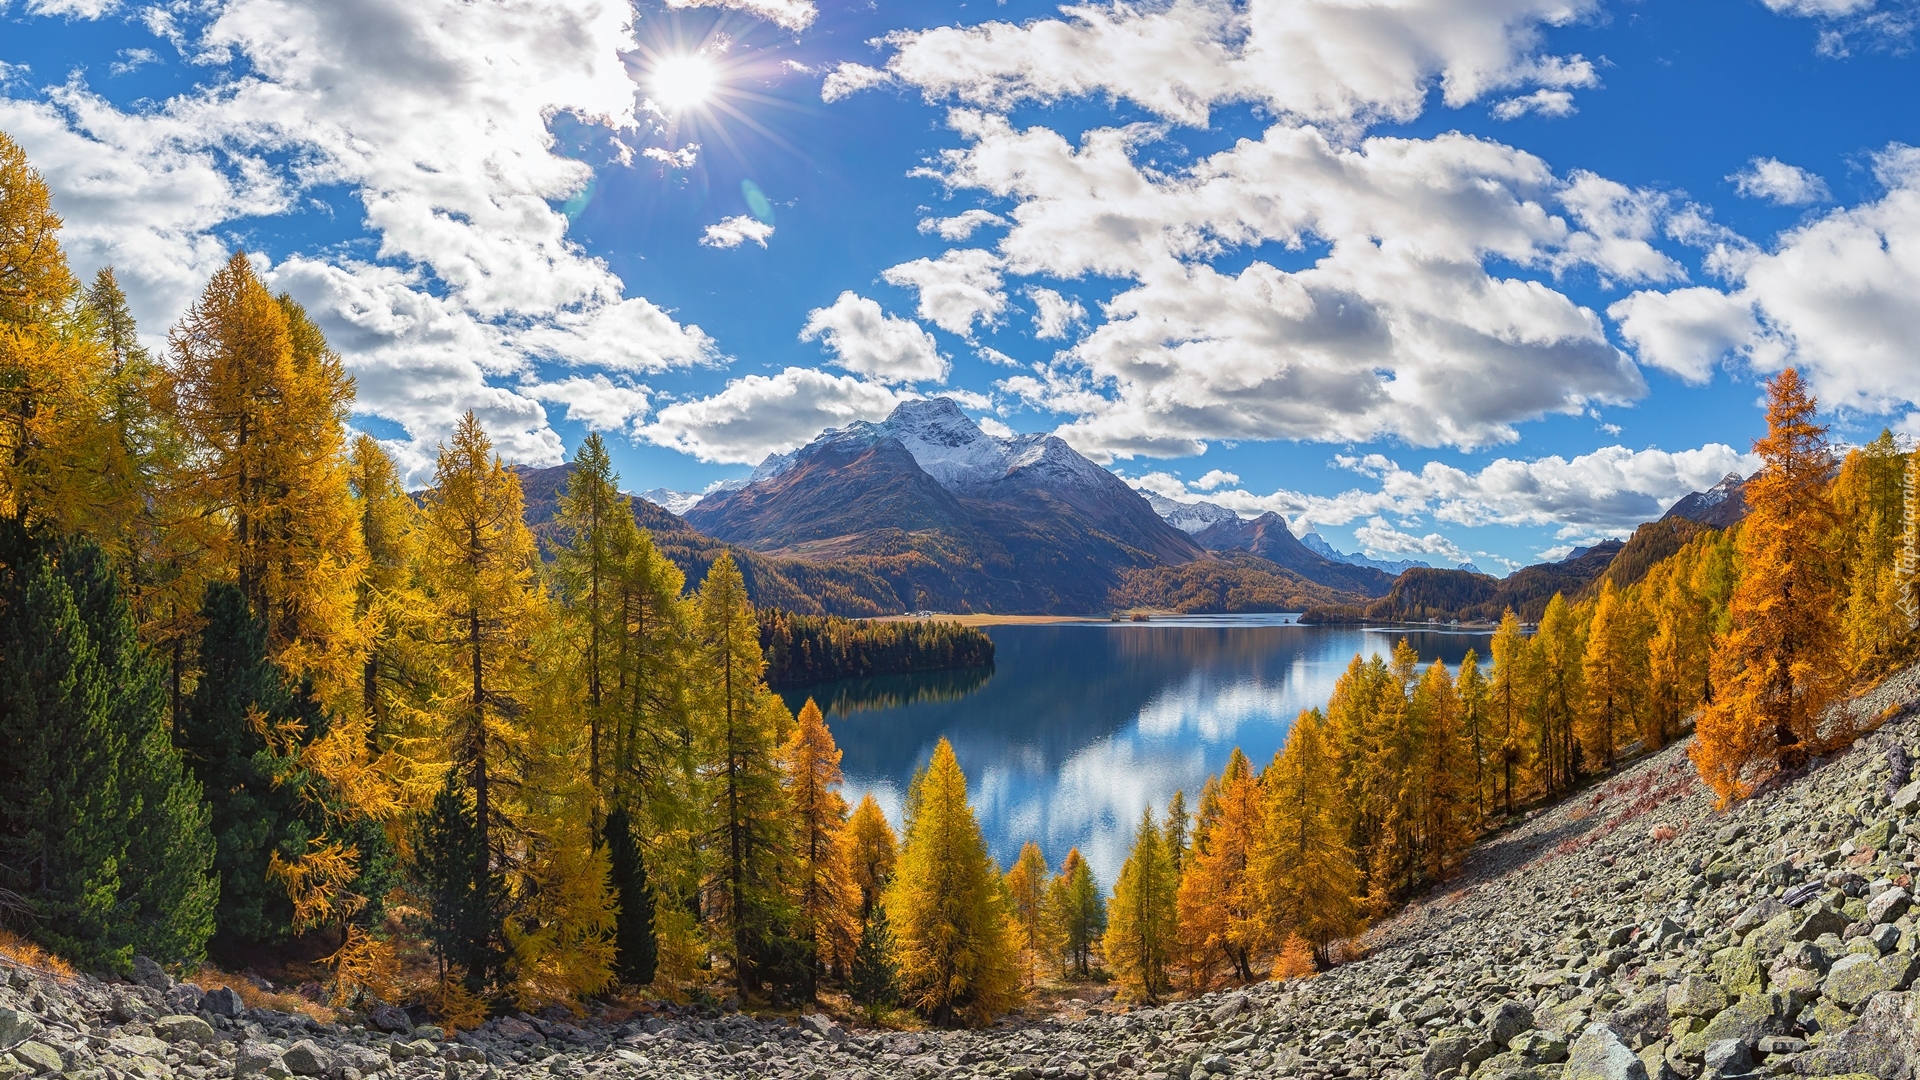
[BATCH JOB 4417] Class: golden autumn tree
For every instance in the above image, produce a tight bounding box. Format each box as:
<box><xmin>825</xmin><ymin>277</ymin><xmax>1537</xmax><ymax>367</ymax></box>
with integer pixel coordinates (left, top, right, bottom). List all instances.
<box><xmin>1046</xmin><ymin>846</ymin><xmax>1104</xmax><ymax>979</ymax></box>
<box><xmin>169</xmin><ymin>252</ymin><xmax>363</xmax><ymax>700</ymax></box>
<box><xmin>1176</xmin><ymin>747</ymin><xmax>1263</xmax><ymax>984</ymax></box>
<box><xmin>1104</xmin><ymin>806</ymin><xmax>1177</xmax><ymax>1003</ymax></box>
<box><xmin>1487</xmin><ymin>610</ymin><xmax>1531</xmax><ymax>815</ymax></box>
<box><xmin>1531</xmin><ymin>594</ymin><xmax>1584</xmax><ymax>795</ymax></box>
<box><xmin>1411</xmin><ymin>659</ymin><xmax>1473</xmax><ymax>882</ymax></box>
<box><xmin>1455</xmin><ymin>649</ymin><xmax>1491</xmax><ymax>817</ymax></box>
<box><xmin>1256</xmin><ymin>709</ymin><xmax>1361</xmax><ymax>967</ymax></box>
<box><xmin>781</xmin><ymin>699</ymin><xmax>857</xmax><ymax>1000</ymax></box>
<box><xmin>346</xmin><ymin>434</ymin><xmax>420</xmax><ymax>745</ymax></box>
<box><xmin>884</xmin><ymin>738</ymin><xmax>1020</xmax><ymax>1026</ymax></box>
<box><xmin>693</xmin><ymin>553</ymin><xmax>795</xmax><ymax>996</ymax></box>
<box><xmin>413</xmin><ymin>412</ymin><xmax>547</xmax><ymax>988</ymax></box>
<box><xmin>846</xmin><ymin>792</ymin><xmax>898</xmax><ymax>919</ymax></box>
<box><xmin>1694</xmin><ymin>368</ymin><xmax>1847</xmax><ymax>802</ymax></box>
<box><xmin>1580</xmin><ymin>579</ymin><xmax>1643</xmax><ymax>769</ymax></box>
<box><xmin>1004</xmin><ymin>842</ymin><xmax>1058</xmax><ymax>988</ymax></box>
<box><xmin>1645</xmin><ymin>554</ymin><xmax>1709</xmax><ymax>749</ymax></box>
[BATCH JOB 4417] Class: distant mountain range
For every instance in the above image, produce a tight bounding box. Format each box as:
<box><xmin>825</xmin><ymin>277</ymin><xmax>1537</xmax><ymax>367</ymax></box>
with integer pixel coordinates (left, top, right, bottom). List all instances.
<box><xmin>517</xmin><ymin>406</ymin><xmax>1755</xmax><ymax>619</ymax></box>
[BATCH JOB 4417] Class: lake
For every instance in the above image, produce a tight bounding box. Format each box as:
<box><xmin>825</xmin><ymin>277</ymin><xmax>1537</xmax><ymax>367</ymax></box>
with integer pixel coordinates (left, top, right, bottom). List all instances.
<box><xmin>784</xmin><ymin>615</ymin><xmax>1493</xmax><ymax>889</ymax></box>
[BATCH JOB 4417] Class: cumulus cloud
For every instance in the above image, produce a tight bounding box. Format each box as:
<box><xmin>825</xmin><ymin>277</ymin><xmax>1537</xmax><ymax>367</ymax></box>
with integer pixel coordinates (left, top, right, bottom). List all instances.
<box><xmin>1354</xmin><ymin>518</ymin><xmax>1473</xmax><ymax>564</ymax></box>
<box><xmin>800</xmin><ymin>291</ymin><xmax>950</xmax><ymax>384</ymax></box>
<box><xmin>1616</xmin><ymin>145</ymin><xmax>1920</xmax><ymax>413</ymax></box>
<box><xmin>643</xmin><ymin>144</ymin><xmax>699</xmax><ymax>169</ymax></box>
<box><xmin>110</xmin><ymin>48</ymin><xmax>158</xmax><ymax>76</ymax></box>
<box><xmin>860</xmin><ymin>0</ymin><xmax>1599</xmax><ymax>128</ymax></box>
<box><xmin>1730</xmin><ymin>157</ymin><xmax>1831</xmax><ymax>205</ymax></box>
<box><xmin>26</xmin><ymin>0</ymin><xmax>120</xmax><ymax>15</ymax></box>
<box><xmin>522</xmin><ymin>375</ymin><xmax>652</xmax><ymax>433</ymax></box>
<box><xmin>930</xmin><ymin>115</ymin><xmax>1665</xmax><ymax>458</ymax></box>
<box><xmin>1190</xmin><ymin>469</ymin><xmax>1239</xmax><ymax>491</ymax></box>
<box><xmin>700</xmin><ymin>215</ymin><xmax>776</xmax><ymax>249</ymax></box>
<box><xmin>880</xmin><ymin>248</ymin><xmax>1007</xmax><ymax>336</ymax></box>
<box><xmin>0</xmin><ymin>0</ymin><xmax>716</xmax><ymax>478</ymax></box>
<box><xmin>821</xmin><ymin>62</ymin><xmax>891</xmax><ymax>102</ymax></box>
<box><xmin>918</xmin><ymin>208</ymin><xmax>1006</xmax><ymax>240</ymax></box>
<box><xmin>1491</xmin><ymin>89</ymin><xmax>1575</xmax><ymax>120</ymax></box>
<box><xmin>662</xmin><ymin>0</ymin><xmax>815</xmax><ymax>32</ymax></box>
<box><xmin>1026</xmin><ymin>286</ymin><xmax>1086</xmax><ymax>339</ymax></box>
<box><xmin>1191</xmin><ymin>442</ymin><xmax>1759</xmax><ymax>539</ymax></box>
<box><xmin>641</xmin><ymin>368</ymin><xmax>913</xmax><ymax>464</ymax></box>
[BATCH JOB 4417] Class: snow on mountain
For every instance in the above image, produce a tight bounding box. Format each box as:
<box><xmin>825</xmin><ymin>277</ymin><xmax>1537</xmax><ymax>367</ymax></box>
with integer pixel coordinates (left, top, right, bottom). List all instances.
<box><xmin>790</xmin><ymin>397</ymin><xmax>1118</xmax><ymax>496</ymax></box>
<box><xmin>1300</xmin><ymin>531</ymin><xmax>1429</xmax><ymax>575</ymax></box>
<box><xmin>1145</xmin><ymin>495</ymin><xmax>1240</xmax><ymax>534</ymax></box>
<box><xmin>638</xmin><ymin>488</ymin><xmax>705</xmax><ymax>516</ymax></box>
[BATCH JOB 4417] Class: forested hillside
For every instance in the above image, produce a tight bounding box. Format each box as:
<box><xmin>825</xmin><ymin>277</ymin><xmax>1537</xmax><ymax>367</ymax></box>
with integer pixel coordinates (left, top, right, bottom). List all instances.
<box><xmin>756</xmin><ymin>610</ymin><xmax>995</xmax><ymax>688</ymax></box>
<box><xmin>1108</xmin><ymin>550</ymin><xmax>1364</xmax><ymax>613</ymax></box>
<box><xmin>1303</xmin><ymin>541</ymin><xmax>1625</xmax><ymax>624</ymax></box>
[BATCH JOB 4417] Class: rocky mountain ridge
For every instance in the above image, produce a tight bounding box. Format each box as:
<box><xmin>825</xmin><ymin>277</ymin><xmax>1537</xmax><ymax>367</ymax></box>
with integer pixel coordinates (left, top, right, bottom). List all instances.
<box><xmin>16</xmin><ymin>667</ymin><xmax>1920</xmax><ymax>1080</ymax></box>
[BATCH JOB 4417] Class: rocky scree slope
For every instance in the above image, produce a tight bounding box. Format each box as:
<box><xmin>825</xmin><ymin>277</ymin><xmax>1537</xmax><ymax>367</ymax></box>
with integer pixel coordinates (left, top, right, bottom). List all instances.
<box><xmin>14</xmin><ymin>666</ymin><xmax>1920</xmax><ymax>1080</ymax></box>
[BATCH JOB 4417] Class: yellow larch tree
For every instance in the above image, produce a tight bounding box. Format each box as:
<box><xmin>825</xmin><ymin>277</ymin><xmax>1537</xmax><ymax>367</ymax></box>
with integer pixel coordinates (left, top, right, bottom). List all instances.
<box><xmin>1175</xmin><ymin>747</ymin><xmax>1263</xmax><ymax>984</ymax></box>
<box><xmin>1580</xmin><ymin>579</ymin><xmax>1643</xmax><ymax>769</ymax></box>
<box><xmin>1694</xmin><ymin>368</ymin><xmax>1847</xmax><ymax>803</ymax></box>
<box><xmin>1046</xmin><ymin>847</ymin><xmax>1103</xmax><ymax>979</ymax></box>
<box><xmin>883</xmin><ymin>737</ymin><xmax>1020</xmax><ymax>1026</ymax></box>
<box><xmin>781</xmin><ymin>699</ymin><xmax>857</xmax><ymax>999</ymax></box>
<box><xmin>846</xmin><ymin>792</ymin><xmax>898</xmax><ymax>919</ymax></box>
<box><xmin>1004</xmin><ymin>841</ymin><xmax>1058</xmax><ymax>988</ymax></box>
<box><xmin>1531</xmin><ymin>594</ymin><xmax>1584</xmax><ymax>796</ymax></box>
<box><xmin>1104</xmin><ymin>807</ymin><xmax>1177</xmax><ymax>1003</ymax></box>
<box><xmin>1487</xmin><ymin>610</ymin><xmax>1532</xmax><ymax>815</ymax></box>
<box><xmin>1254</xmin><ymin>708</ymin><xmax>1360</xmax><ymax>967</ymax></box>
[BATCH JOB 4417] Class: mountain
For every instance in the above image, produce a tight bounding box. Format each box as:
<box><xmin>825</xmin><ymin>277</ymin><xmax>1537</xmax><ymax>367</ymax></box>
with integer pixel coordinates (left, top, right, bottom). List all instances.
<box><xmin>1298</xmin><ymin>531</ymin><xmax>1429</xmax><ymax>576</ymax></box>
<box><xmin>1305</xmin><ymin>539</ymin><xmax>1627</xmax><ymax>624</ymax></box>
<box><xmin>683</xmin><ymin>398</ymin><xmax>1207</xmax><ymax>613</ymax></box>
<box><xmin>637</xmin><ymin>488</ymin><xmax>704</xmax><ymax>515</ymax></box>
<box><xmin>1190</xmin><ymin>512</ymin><xmax>1397</xmax><ymax>597</ymax></box>
<box><xmin>1145</xmin><ymin>494</ymin><xmax>1239</xmax><ymax>534</ymax></box>
<box><xmin>1662</xmin><ymin>472</ymin><xmax>1749</xmax><ymax>528</ymax></box>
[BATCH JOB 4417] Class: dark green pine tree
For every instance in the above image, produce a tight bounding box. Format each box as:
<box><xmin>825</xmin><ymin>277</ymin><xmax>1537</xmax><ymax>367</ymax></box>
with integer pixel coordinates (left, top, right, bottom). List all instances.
<box><xmin>409</xmin><ymin>770</ymin><xmax>502</xmax><ymax>991</ymax></box>
<box><xmin>603</xmin><ymin>804</ymin><xmax>657</xmax><ymax>987</ymax></box>
<box><xmin>176</xmin><ymin>582</ymin><xmax>322</xmax><ymax>948</ymax></box>
<box><xmin>849</xmin><ymin>904</ymin><xmax>898</xmax><ymax>1013</ymax></box>
<box><xmin>0</xmin><ymin>531</ymin><xmax>216</xmax><ymax>971</ymax></box>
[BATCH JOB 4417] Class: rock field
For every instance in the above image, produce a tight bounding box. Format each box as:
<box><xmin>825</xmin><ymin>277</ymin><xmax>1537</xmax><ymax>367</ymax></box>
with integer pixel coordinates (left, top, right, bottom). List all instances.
<box><xmin>11</xmin><ymin>665</ymin><xmax>1920</xmax><ymax>1080</ymax></box>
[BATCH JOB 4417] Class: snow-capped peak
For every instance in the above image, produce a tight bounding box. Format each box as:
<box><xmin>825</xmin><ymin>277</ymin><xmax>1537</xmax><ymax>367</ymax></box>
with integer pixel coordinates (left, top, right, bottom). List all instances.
<box><xmin>1145</xmin><ymin>495</ymin><xmax>1239</xmax><ymax>534</ymax></box>
<box><xmin>638</xmin><ymin>488</ymin><xmax>706</xmax><ymax>516</ymax></box>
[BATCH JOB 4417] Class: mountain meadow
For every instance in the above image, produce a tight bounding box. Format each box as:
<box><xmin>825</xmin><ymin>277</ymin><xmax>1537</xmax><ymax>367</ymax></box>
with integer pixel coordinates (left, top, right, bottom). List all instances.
<box><xmin>8</xmin><ymin>122</ymin><xmax>1920</xmax><ymax>1080</ymax></box>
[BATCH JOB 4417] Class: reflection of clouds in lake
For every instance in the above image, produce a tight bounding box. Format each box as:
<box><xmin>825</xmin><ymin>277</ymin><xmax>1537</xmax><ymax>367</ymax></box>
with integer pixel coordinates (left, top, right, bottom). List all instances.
<box><xmin>1046</xmin><ymin>735</ymin><xmax>1212</xmax><ymax>886</ymax></box>
<box><xmin>1135</xmin><ymin>673</ymin><xmax>1301</xmax><ymax>741</ymax></box>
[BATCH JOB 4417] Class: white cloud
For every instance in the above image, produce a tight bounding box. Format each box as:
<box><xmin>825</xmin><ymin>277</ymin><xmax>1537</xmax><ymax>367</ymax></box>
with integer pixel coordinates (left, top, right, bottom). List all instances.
<box><xmin>918</xmin><ymin>208</ymin><xmax>1006</xmax><ymax>240</ymax></box>
<box><xmin>700</xmin><ymin>215</ymin><xmax>776</xmax><ymax>249</ymax></box>
<box><xmin>1730</xmin><ymin>157</ymin><xmax>1831</xmax><ymax>205</ymax></box>
<box><xmin>1190</xmin><ymin>469</ymin><xmax>1239</xmax><ymax>491</ymax></box>
<box><xmin>641</xmin><ymin>368</ymin><xmax>913</xmax><ymax>464</ymax></box>
<box><xmin>1354</xmin><ymin>517</ymin><xmax>1472</xmax><ymax>563</ymax></box>
<box><xmin>662</xmin><ymin>0</ymin><xmax>815</xmax><ymax>32</ymax></box>
<box><xmin>26</xmin><ymin>0</ymin><xmax>120</xmax><ymax>15</ymax></box>
<box><xmin>1026</xmin><ymin>286</ymin><xmax>1086</xmax><ymax>340</ymax></box>
<box><xmin>1124</xmin><ymin>471</ymin><xmax>1193</xmax><ymax>500</ymax></box>
<box><xmin>643</xmin><ymin>144</ymin><xmax>700</xmax><ymax>169</ymax></box>
<box><xmin>821</xmin><ymin>62</ymin><xmax>891</xmax><ymax>102</ymax></box>
<box><xmin>799</xmin><ymin>291</ymin><xmax>950</xmax><ymax>384</ymax></box>
<box><xmin>880</xmin><ymin>248</ymin><xmax>1007</xmax><ymax>336</ymax></box>
<box><xmin>939</xmin><ymin>115</ymin><xmax>1660</xmax><ymax>459</ymax></box>
<box><xmin>110</xmin><ymin>48</ymin><xmax>158</xmax><ymax>76</ymax></box>
<box><xmin>1616</xmin><ymin>144</ymin><xmax>1920</xmax><ymax>414</ymax></box>
<box><xmin>0</xmin><ymin>0</ymin><xmax>716</xmax><ymax>477</ymax></box>
<box><xmin>522</xmin><ymin>375</ymin><xmax>652</xmax><ymax>433</ymax></box>
<box><xmin>864</xmin><ymin>0</ymin><xmax>1599</xmax><ymax>128</ymax></box>
<box><xmin>976</xmin><ymin>345</ymin><xmax>1023</xmax><ymax>367</ymax></box>
<box><xmin>1491</xmin><ymin>89</ymin><xmax>1575</xmax><ymax>120</ymax></box>
<box><xmin>1190</xmin><ymin>442</ymin><xmax>1759</xmax><ymax>540</ymax></box>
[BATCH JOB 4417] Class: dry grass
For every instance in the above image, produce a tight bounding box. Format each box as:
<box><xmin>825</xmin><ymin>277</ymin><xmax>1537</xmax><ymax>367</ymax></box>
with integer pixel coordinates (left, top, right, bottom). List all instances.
<box><xmin>191</xmin><ymin>967</ymin><xmax>338</xmax><ymax>1023</ymax></box>
<box><xmin>0</xmin><ymin>931</ymin><xmax>75</xmax><ymax>979</ymax></box>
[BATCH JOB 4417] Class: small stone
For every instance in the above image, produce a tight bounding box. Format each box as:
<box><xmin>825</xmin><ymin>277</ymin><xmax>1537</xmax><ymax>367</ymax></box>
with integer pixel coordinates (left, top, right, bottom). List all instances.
<box><xmin>1824</xmin><ymin>951</ymin><xmax>1904</xmax><ymax>1008</ymax></box>
<box><xmin>1565</xmin><ymin>1024</ymin><xmax>1647</xmax><ymax>1080</ymax></box>
<box><xmin>368</xmin><ymin>1005</ymin><xmax>412</xmax><ymax>1037</ymax></box>
<box><xmin>1488</xmin><ymin>1002</ymin><xmax>1536</xmax><ymax>1047</ymax></box>
<box><xmin>130</xmin><ymin>957</ymin><xmax>172</xmax><ymax>992</ymax></box>
<box><xmin>1701</xmin><ymin>1039</ymin><xmax>1749</xmax><ymax>1078</ymax></box>
<box><xmin>1894</xmin><ymin>779</ymin><xmax>1920</xmax><ymax>814</ymax></box>
<box><xmin>1419</xmin><ymin>1036</ymin><xmax>1475</xmax><ymax>1079</ymax></box>
<box><xmin>153</xmin><ymin>1015</ymin><xmax>215</xmax><ymax>1046</ymax></box>
<box><xmin>1510</xmin><ymin>1030</ymin><xmax>1569</xmax><ymax>1064</ymax></box>
<box><xmin>281</xmin><ymin>1040</ymin><xmax>333</xmax><ymax>1077</ymax></box>
<box><xmin>414</xmin><ymin>1027</ymin><xmax>445</xmax><ymax>1042</ymax></box>
<box><xmin>1870</xmin><ymin>889</ymin><xmax>1913</xmax><ymax>928</ymax></box>
<box><xmin>1209</xmin><ymin>993</ymin><xmax>1250</xmax><ymax>1028</ymax></box>
<box><xmin>1754</xmin><ymin>1035</ymin><xmax>1807</xmax><ymax>1055</ymax></box>
<box><xmin>0</xmin><ymin>1009</ymin><xmax>42</xmax><ymax>1051</ymax></box>
<box><xmin>10</xmin><ymin>1043</ymin><xmax>61</xmax><ymax>1076</ymax></box>
<box><xmin>1795</xmin><ymin>907</ymin><xmax>1852</xmax><ymax>943</ymax></box>
<box><xmin>110</xmin><ymin>1036</ymin><xmax>171</xmax><ymax>1059</ymax></box>
<box><xmin>1665</xmin><ymin>976</ymin><xmax>1726</xmax><ymax>1019</ymax></box>
<box><xmin>234</xmin><ymin>1044</ymin><xmax>287</xmax><ymax>1079</ymax></box>
<box><xmin>799</xmin><ymin>1015</ymin><xmax>844</xmax><ymax>1044</ymax></box>
<box><xmin>163</xmin><ymin>984</ymin><xmax>204</xmax><ymax>1015</ymax></box>
<box><xmin>200</xmin><ymin>987</ymin><xmax>244</xmax><ymax>1019</ymax></box>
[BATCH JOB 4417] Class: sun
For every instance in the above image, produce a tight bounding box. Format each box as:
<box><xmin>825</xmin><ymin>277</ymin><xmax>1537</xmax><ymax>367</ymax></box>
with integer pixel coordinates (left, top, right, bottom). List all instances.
<box><xmin>651</xmin><ymin>54</ymin><xmax>718</xmax><ymax>112</ymax></box>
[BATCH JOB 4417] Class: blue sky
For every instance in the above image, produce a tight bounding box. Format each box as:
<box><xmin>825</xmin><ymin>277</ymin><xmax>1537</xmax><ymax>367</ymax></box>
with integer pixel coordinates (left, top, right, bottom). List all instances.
<box><xmin>3</xmin><ymin>0</ymin><xmax>1917</xmax><ymax>573</ymax></box>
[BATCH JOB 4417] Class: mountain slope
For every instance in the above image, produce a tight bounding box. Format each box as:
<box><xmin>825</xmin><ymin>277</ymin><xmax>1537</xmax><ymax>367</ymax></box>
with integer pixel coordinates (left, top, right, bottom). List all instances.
<box><xmin>1662</xmin><ymin>472</ymin><xmax>1749</xmax><ymax>528</ymax></box>
<box><xmin>1305</xmin><ymin>540</ymin><xmax>1627</xmax><ymax>624</ymax></box>
<box><xmin>684</xmin><ymin>398</ymin><xmax>1209</xmax><ymax>613</ymax></box>
<box><xmin>1192</xmin><ymin>512</ymin><xmax>1398</xmax><ymax>597</ymax></box>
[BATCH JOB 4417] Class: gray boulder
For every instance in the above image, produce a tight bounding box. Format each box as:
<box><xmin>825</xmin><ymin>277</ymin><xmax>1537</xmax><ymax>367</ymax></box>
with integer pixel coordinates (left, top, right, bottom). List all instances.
<box><xmin>235</xmin><ymin>1044</ymin><xmax>290</xmax><ymax>1080</ymax></box>
<box><xmin>1667</xmin><ymin>975</ymin><xmax>1727</xmax><ymax>1019</ymax></box>
<box><xmin>1566</xmin><ymin>1025</ymin><xmax>1648</xmax><ymax>1080</ymax></box>
<box><xmin>129</xmin><ymin>956</ymin><xmax>172</xmax><ymax>992</ymax></box>
<box><xmin>1868</xmin><ymin>887</ymin><xmax>1912</xmax><ymax>925</ymax></box>
<box><xmin>1488</xmin><ymin>1002</ymin><xmax>1536</xmax><ymax>1047</ymax></box>
<box><xmin>1419</xmin><ymin>1036</ymin><xmax>1475</xmax><ymax>1079</ymax></box>
<box><xmin>282</xmin><ymin>1040</ymin><xmax>334</xmax><ymax>1078</ymax></box>
<box><xmin>153</xmin><ymin>1014</ymin><xmax>216</xmax><ymax>1045</ymax></box>
<box><xmin>1702</xmin><ymin>1039</ymin><xmax>1750</xmax><ymax>1079</ymax></box>
<box><xmin>0</xmin><ymin>1009</ymin><xmax>40</xmax><ymax>1051</ymax></box>
<box><xmin>369</xmin><ymin>1004</ymin><xmax>412</xmax><ymax>1036</ymax></box>
<box><xmin>163</xmin><ymin>983</ymin><xmax>204</xmax><ymax>1014</ymax></box>
<box><xmin>1795</xmin><ymin>990</ymin><xmax>1920</xmax><ymax>1078</ymax></box>
<box><xmin>201</xmin><ymin>985</ymin><xmax>244</xmax><ymax>1018</ymax></box>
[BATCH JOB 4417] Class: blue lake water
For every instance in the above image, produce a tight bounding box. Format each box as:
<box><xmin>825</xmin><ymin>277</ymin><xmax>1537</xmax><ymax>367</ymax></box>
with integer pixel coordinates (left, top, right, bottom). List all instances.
<box><xmin>784</xmin><ymin>615</ymin><xmax>1493</xmax><ymax>889</ymax></box>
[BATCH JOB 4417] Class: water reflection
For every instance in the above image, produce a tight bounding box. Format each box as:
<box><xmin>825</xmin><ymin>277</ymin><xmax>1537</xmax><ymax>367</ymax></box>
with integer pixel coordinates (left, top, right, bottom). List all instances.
<box><xmin>792</xmin><ymin>617</ymin><xmax>1493</xmax><ymax>889</ymax></box>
